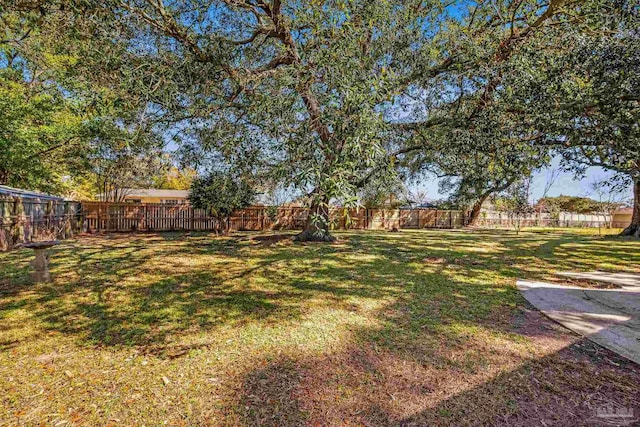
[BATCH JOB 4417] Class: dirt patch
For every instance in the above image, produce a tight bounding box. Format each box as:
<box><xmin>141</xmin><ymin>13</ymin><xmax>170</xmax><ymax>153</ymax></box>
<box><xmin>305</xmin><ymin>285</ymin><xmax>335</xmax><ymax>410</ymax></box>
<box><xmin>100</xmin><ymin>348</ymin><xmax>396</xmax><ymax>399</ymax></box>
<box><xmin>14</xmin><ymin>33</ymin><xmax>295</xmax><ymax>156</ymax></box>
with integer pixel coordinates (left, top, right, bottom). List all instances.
<box><xmin>452</xmin><ymin>257</ymin><xmax>483</xmax><ymax>266</ymax></box>
<box><xmin>422</xmin><ymin>257</ymin><xmax>446</xmax><ymax>264</ymax></box>
<box><xmin>546</xmin><ymin>276</ymin><xmax>622</xmax><ymax>289</ymax></box>
<box><xmin>406</xmin><ymin>338</ymin><xmax>640</xmax><ymax>427</ymax></box>
<box><xmin>231</xmin><ymin>308</ymin><xmax>640</xmax><ymax>426</ymax></box>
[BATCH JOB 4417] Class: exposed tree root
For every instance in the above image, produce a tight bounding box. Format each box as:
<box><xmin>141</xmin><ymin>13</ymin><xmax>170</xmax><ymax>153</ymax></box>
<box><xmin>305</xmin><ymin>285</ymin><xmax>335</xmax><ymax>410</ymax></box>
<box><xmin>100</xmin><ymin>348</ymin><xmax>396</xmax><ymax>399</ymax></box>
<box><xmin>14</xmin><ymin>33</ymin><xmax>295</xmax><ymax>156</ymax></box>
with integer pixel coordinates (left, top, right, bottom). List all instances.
<box><xmin>620</xmin><ymin>223</ymin><xmax>639</xmax><ymax>238</ymax></box>
<box><xmin>294</xmin><ymin>229</ymin><xmax>336</xmax><ymax>242</ymax></box>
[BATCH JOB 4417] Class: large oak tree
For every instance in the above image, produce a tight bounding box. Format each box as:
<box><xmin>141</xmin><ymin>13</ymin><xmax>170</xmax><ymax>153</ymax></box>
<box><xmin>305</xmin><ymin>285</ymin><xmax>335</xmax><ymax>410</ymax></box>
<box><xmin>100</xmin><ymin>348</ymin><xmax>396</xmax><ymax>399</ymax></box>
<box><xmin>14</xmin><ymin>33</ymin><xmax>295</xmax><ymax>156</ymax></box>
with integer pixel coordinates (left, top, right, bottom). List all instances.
<box><xmin>5</xmin><ymin>0</ymin><xmax>636</xmax><ymax>238</ymax></box>
<box><xmin>59</xmin><ymin>0</ymin><xmax>455</xmax><ymax>240</ymax></box>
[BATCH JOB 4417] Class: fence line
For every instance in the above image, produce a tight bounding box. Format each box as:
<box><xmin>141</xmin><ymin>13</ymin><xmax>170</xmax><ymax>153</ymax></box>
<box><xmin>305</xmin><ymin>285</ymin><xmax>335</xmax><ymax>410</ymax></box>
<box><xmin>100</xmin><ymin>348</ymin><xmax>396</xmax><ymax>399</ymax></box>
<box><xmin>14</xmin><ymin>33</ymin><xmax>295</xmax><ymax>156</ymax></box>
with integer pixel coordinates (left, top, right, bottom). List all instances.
<box><xmin>81</xmin><ymin>202</ymin><xmax>467</xmax><ymax>233</ymax></box>
<box><xmin>0</xmin><ymin>198</ymin><xmax>83</xmax><ymax>251</ymax></box>
<box><xmin>80</xmin><ymin>203</ymin><xmax>629</xmax><ymax>233</ymax></box>
<box><xmin>4</xmin><ymin>198</ymin><xmax>626</xmax><ymax>252</ymax></box>
<box><xmin>476</xmin><ymin>211</ymin><xmax>627</xmax><ymax>228</ymax></box>
<box><xmin>477</xmin><ymin>218</ymin><xmax>629</xmax><ymax>228</ymax></box>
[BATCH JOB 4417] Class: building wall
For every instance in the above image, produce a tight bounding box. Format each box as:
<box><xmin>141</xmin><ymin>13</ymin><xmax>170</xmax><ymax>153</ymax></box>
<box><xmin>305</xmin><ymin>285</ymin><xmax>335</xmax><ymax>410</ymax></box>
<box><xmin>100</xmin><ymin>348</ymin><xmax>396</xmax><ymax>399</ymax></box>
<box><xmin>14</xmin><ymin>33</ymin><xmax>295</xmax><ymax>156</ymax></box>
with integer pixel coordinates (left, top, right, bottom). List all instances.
<box><xmin>122</xmin><ymin>196</ymin><xmax>188</xmax><ymax>204</ymax></box>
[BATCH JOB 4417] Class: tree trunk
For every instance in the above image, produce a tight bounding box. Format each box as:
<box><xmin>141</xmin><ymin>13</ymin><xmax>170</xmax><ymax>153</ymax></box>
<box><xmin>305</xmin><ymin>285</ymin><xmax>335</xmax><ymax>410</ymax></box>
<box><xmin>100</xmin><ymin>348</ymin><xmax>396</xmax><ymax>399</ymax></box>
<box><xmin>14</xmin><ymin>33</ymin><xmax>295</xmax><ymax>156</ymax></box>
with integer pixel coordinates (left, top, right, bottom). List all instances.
<box><xmin>621</xmin><ymin>178</ymin><xmax>639</xmax><ymax>237</ymax></box>
<box><xmin>467</xmin><ymin>196</ymin><xmax>487</xmax><ymax>226</ymax></box>
<box><xmin>465</xmin><ymin>180</ymin><xmax>515</xmax><ymax>228</ymax></box>
<box><xmin>466</xmin><ymin>192</ymin><xmax>493</xmax><ymax>227</ymax></box>
<box><xmin>295</xmin><ymin>195</ymin><xmax>335</xmax><ymax>242</ymax></box>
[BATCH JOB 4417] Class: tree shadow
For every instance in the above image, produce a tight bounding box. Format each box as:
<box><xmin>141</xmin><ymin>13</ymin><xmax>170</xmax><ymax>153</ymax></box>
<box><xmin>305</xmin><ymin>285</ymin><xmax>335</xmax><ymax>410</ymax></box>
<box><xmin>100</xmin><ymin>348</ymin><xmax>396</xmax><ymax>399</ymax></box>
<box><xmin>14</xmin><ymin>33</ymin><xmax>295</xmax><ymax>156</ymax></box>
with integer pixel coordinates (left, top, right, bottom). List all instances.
<box><xmin>0</xmin><ymin>233</ymin><xmax>275</xmax><ymax>351</ymax></box>
<box><xmin>399</xmin><ymin>339</ymin><xmax>640</xmax><ymax>426</ymax></box>
<box><xmin>3</xmin><ymin>229</ymin><xmax>625</xmax><ymax>351</ymax></box>
<box><xmin>1</xmin><ymin>228</ymin><xmax>639</xmax><ymax>425</ymax></box>
<box><xmin>236</xmin><ymin>358</ymin><xmax>308</xmax><ymax>426</ymax></box>
<box><xmin>1</xmin><ymin>231</ymin><xmax>414</xmax><ymax>352</ymax></box>
<box><xmin>219</xmin><ymin>230</ymin><xmax>640</xmax><ymax>426</ymax></box>
<box><xmin>229</xmin><ymin>307</ymin><xmax>640</xmax><ymax>426</ymax></box>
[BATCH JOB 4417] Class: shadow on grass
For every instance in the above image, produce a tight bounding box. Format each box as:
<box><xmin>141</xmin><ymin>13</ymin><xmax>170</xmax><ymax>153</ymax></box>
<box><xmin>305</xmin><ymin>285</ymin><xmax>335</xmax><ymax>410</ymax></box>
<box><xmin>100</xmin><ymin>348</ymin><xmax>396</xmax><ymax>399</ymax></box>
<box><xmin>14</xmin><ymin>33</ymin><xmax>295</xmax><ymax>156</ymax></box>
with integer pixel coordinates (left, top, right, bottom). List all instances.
<box><xmin>1</xmin><ymin>229</ymin><xmax>639</xmax><ymax>425</ymax></box>
<box><xmin>225</xmin><ymin>230</ymin><xmax>640</xmax><ymax>426</ymax></box>
<box><xmin>1</xmin><ymin>230</ymin><xmax>517</xmax><ymax>350</ymax></box>
<box><xmin>400</xmin><ymin>338</ymin><xmax>640</xmax><ymax>426</ymax></box>
<box><xmin>2</xmin><ymin>229</ymin><xmax>637</xmax><ymax>351</ymax></box>
<box><xmin>232</xmin><ymin>311</ymin><xmax>640</xmax><ymax>426</ymax></box>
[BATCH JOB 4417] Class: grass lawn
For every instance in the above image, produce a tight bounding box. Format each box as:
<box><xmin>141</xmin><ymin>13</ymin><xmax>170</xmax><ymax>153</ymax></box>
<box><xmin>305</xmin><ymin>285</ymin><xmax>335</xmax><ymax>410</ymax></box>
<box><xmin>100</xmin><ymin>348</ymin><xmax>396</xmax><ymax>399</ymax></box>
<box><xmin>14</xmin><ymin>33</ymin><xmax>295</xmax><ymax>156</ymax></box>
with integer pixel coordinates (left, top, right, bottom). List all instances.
<box><xmin>1</xmin><ymin>228</ymin><xmax>639</xmax><ymax>426</ymax></box>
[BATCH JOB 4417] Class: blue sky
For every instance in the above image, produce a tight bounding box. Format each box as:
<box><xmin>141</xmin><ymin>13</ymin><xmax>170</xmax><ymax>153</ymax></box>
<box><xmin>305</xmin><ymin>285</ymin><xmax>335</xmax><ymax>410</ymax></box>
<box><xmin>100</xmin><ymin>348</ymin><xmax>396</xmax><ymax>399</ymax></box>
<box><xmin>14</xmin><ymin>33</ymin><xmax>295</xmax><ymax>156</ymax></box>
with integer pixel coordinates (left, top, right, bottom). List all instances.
<box><xmin>161</xmin><ymin>1</ymin><xmax>632</xmax><ymax>206</ymax></box>
<box><xmin>168</xmin><ymin>132</ymin><xmax>632</xmax><ymax>203</ymax></box>
<box><xmin>408</xmin><ymin>156</ymin><xmax>634</xmax><ymax>203</ymax></box>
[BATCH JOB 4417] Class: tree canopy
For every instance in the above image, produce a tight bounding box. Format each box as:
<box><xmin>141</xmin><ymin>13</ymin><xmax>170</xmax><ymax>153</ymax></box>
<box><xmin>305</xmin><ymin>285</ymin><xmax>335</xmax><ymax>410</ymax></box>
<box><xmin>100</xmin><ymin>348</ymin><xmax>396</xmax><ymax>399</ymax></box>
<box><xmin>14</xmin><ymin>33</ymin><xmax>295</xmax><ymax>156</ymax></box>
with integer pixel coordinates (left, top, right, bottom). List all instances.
<box><xmin>0</xmin><ymin>21</ymin><xmax>89</xmax><ymax>193</ymax></box>
<box><xmin>0</xmin><ymin>1</ymin><xmax>170</xmax><ymax>197</ymax></box>
<box><xmin>537</xmin><ymin>196</ymin><xmax>605</xmax><ymax>215</ymax></box>
<box><xmin>393</xmin><ymin>0</ymin><xmax>638</xmax><ymax>235</ymax></box>
<box><xmin>1</xmin><ymin>0</ymin><xmax>637</xmax><ymax>237</ymax></box>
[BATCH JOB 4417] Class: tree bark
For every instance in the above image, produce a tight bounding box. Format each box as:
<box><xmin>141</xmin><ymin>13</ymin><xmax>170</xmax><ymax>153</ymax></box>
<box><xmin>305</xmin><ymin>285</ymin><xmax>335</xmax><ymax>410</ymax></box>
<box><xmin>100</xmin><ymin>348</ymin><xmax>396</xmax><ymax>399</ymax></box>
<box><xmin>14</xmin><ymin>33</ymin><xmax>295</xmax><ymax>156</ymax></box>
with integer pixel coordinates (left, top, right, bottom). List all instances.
<box><xmin>467</xmin><ymin>194</ymin><xmax>490</xmax><ymax>226</ymax></box>
<box><xmin>464</xmin><ymin>179</ymin><xmax>516</xmax><ymax>228</ymax></box>
<box><xmin>621</xmin><ymin>178</ymin><xmax>639</xmax><ymax>237</ymax></box>
<box><xmin>295</xmin><ymin>195</ymin><xmax>335</xmax><ymax>242</ymax></box>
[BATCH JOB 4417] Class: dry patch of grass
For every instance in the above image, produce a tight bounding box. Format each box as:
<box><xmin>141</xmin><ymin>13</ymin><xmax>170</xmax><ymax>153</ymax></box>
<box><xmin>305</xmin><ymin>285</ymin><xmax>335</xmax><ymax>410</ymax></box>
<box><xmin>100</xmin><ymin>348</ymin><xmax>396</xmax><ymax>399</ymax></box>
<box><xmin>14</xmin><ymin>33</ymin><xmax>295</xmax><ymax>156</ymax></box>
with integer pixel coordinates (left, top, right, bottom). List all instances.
<box><xmin>0</xmin><ymin>229</ymin><xmax>639</xmax><ymax>426</ymax></box>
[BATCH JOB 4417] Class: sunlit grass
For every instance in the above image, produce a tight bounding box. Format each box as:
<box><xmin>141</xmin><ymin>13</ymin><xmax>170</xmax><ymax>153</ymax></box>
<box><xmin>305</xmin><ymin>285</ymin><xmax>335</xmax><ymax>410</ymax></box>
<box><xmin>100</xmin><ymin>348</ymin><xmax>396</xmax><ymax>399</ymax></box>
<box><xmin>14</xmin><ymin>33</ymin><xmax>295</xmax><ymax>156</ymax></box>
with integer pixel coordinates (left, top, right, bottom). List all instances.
<box><xmin>0</xmin><ymin>228</ymin><xmax>638</xmax><ymax>425</ymax></box>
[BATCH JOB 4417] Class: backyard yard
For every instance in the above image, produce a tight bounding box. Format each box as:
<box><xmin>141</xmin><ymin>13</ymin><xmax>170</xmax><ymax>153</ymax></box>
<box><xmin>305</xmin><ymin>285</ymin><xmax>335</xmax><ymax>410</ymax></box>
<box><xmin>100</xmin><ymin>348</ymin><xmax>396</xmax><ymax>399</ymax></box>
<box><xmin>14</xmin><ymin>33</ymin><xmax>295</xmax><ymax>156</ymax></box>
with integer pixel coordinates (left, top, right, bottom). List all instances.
<box><xmin>1</xmin><ymin>229</ymin><xmax>639</xmax><ymax>426</ymax></box>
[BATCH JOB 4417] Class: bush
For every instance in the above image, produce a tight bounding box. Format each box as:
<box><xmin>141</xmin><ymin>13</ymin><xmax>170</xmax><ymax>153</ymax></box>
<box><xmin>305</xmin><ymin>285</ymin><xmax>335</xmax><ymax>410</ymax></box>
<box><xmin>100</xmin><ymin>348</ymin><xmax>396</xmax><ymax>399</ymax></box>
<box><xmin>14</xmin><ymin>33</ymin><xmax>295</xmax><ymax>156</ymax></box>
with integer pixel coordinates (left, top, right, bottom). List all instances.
<box><xmin>188</xmin><ymin>172</ymin><xmax>255</xmax><ymax>227</ymax></box>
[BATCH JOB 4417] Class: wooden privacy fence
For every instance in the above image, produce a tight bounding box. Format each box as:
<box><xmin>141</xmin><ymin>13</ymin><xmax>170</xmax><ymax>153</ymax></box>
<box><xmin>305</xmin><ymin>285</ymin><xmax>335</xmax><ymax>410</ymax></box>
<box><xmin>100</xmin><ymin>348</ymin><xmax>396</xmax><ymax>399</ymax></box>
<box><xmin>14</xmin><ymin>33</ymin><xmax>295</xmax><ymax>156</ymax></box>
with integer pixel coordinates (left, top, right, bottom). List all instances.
<box><xmin>83</xmin><ymin>202</ymin><xmax>223</xmax><ymax>232</ymax></box>
<box><xmin>81</xmin><ymin>202</ymin><xmax>467</xmax><ymax>233</ymax></box>
<box><xmin>0</xmin><ymin>198</ymin><xmax>83</xmax><ymax>251</ymax></box>
<box><xmin>476</xmin><ymin>211</ymin><xmax>628</xmax><ymax>228</ymax></box>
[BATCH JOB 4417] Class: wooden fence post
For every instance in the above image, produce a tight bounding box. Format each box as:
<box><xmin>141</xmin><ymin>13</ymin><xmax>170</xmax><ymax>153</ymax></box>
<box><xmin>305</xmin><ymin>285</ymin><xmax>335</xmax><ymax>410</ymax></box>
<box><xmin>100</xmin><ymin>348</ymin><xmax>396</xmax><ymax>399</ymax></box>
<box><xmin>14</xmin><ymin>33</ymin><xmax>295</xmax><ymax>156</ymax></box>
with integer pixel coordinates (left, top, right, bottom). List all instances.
<box><xmin>96</xmin><ymin>203</ymin><xmax>101</xmax><ymax>233</ymax></box>
<box><xmin>76</xmin><ymin>202</ymin><xmax>83</xmax><ymax>234</ymax></box>
<box><xmin>45</xmin><ymin>200</ymin><xmax>54</xmax><ymax>238</ymax></box>
<box><xmin>0</xmin><ymin>199</ymin><xmax>11</xmax><ymax>251</ymax></box>
<box><xmin>63</xmin><ymin>202</ymin><xmax>72</xmax><ymax>239</ymax></box>
<box><xmin>365</xmin><ymin>208</ymin><xmax>368</xmax><ymax>229</ymax></box>
<box><xmin>143</xmin><ymin>204</ymin><xmax>148</xmax><ymax>231</ymax></box>
<box><xmin>12</xmin><ymin>197</ymin><xmax>25</xmax><ymax>245</ymax></box>
<box><xmin>74</xmin><ymin>202</ymin><xmax>80</xmax><ymax>233</ymax></box>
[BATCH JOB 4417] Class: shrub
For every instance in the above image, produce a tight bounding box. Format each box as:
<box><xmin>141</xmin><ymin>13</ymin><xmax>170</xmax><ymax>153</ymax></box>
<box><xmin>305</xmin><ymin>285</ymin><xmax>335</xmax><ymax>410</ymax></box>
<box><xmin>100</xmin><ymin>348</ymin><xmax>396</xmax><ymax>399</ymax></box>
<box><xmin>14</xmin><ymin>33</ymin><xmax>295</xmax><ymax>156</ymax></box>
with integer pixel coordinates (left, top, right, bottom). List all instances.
<box><xmin>189</xmin><ymin>172</ymin><xmax>255</xmax><ymax>229</ymax></box>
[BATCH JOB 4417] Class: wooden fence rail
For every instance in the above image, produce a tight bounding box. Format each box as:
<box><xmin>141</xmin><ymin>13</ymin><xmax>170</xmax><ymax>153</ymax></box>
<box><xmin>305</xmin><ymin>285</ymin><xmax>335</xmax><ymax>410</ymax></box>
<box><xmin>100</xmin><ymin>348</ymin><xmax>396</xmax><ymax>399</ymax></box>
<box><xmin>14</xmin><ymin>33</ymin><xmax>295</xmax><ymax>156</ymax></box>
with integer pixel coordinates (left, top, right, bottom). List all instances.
<box><xmin>81</xmin><ymin>202</ymin><xmax>467</xmax><ymax>233</ymax></box>
<box><xmin>476</xmin><ymin>218</ymin><xmax>629</xmax><ymax>228</ymax></box>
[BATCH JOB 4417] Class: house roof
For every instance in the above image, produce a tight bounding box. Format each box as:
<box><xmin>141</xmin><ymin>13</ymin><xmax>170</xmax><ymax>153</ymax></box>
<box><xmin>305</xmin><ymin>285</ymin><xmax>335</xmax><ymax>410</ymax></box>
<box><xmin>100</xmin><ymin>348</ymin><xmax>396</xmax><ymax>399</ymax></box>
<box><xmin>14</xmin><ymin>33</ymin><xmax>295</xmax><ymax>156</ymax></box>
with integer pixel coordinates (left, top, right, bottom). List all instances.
<box><xmin>98</xmin><ymin>188</ymin><xmax>190</xmax><ymax>199</ymax></box>
<box><xmin>0</xmin><ymin>185</ymin><xmax>64</xmax><ymax>201</ymax></box>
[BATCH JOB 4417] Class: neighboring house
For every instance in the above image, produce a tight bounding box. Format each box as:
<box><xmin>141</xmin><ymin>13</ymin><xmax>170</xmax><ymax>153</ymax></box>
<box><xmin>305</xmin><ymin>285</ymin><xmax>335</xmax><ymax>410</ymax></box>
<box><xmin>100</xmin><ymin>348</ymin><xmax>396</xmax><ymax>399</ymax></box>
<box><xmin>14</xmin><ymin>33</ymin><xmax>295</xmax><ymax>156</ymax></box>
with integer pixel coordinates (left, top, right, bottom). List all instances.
<box><xmin>612</xmin><ymin>207</ymin><xmax>633</xmax><ymax>228</ymax></box>
<box><xmin>98</xmin><ymin>189</ymin><xmax>190</xmax><ymax>204</ymax></box>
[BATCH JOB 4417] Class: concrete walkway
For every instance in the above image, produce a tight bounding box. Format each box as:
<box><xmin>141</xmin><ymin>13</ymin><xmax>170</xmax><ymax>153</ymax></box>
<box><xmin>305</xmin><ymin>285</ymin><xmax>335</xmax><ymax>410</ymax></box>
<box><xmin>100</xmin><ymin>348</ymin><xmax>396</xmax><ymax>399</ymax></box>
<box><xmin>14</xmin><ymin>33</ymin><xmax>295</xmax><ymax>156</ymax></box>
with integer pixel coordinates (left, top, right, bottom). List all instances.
<box><xmin>517</xmin><ymin>271</ymin><xmax>640</xmax><ymax>365</ymax></box>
